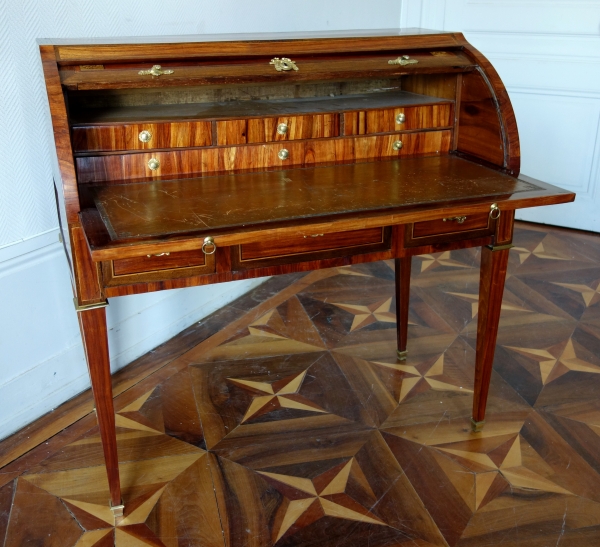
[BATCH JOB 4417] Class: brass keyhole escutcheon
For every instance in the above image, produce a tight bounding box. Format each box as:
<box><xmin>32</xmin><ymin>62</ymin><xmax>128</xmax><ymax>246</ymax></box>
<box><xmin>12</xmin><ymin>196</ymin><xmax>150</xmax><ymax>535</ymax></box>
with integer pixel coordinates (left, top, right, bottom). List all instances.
<box><xmin>392</xmin><ymin>140</ymin><xmax>403</xmax><ymax>151</ymax></box>
<box><xmin>443</xmin><ymin>216</ymin><xmax>467</xmax><ymax>224</ymax></box>
<box><xmin>139</xmin><ymin>130</ymin><xmax>152</xmax><ymax>143</ymax></box>
<box><xmin>147</xmin><ymin>158</ymin><xmax>160</xmax><ymax>171</ymax></box>
<box><xmin>396</xmin><ymin>113</ymin><xmax>406</xmax><ymax>124</ymax></box>
<box><xmin>277</xmin><ymin>123</ymin><xmax>288</xmax><ymax>135</ymax></box>
<box><xmin>138</xmin><ymin>65</ymin><xmax>174</xmax><ymax>77</ymax></box>
<box><xmin>202</xmin><ymin>236</ymin><xmax>216</xmax><ymax>255</ymax></box>
<box><xmin>388</xmin><ymin>55</ymin><xmax>418</xmax><ymax>66</ymax></box>
<box><xmin>270</xmin><ymin>57</ymin><xmax>299</xmax><ymax>71</ymax></box>
<box><xmin>278</xmin><ymin>148</ymin><xmax>289</xmax><ymax>160</ymax></box>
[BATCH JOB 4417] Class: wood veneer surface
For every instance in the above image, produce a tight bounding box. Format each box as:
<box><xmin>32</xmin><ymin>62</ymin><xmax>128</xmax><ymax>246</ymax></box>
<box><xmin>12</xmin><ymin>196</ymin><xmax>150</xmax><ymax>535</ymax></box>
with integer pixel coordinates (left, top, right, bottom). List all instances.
<box><xmin>2</xmin><ymin>223</ymin><xmax>600</xmax><ymax>547</ymax></box>
<box><xmin>91</xmin><ymin>156</ymin><xmax>540</xmax><ymax>241</ymax></box>
<box><xmin>70</xmin><ymin>90</ymin><xmax>452</xmax><ymax>125</ymax></box>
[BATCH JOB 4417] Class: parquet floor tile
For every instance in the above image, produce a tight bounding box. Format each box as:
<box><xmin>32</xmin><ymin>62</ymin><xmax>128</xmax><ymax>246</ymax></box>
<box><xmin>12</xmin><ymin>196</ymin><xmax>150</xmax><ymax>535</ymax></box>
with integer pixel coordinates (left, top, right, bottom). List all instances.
<box><xmin>2</xmin><ymin>223</ymin><xmax>600</xmax><ymax>546</ymax></box>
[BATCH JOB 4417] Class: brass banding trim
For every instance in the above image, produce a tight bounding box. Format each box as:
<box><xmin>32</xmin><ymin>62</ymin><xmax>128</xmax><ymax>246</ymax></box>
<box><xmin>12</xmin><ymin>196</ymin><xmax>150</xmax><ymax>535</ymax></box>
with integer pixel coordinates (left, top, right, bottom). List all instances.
<box><xmin>73</xmin><ymin>298</ymin><xmax>108</xmax><ymax>312</ymax></box>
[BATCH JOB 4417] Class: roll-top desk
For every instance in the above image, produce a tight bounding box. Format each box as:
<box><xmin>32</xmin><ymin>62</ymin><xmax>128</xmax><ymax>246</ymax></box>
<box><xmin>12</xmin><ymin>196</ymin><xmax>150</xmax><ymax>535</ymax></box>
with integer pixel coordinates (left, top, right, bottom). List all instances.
<box><xmin>39</xmin><ymin>29</ymin><xmax>575</xmax><ymax>515</ymax></box>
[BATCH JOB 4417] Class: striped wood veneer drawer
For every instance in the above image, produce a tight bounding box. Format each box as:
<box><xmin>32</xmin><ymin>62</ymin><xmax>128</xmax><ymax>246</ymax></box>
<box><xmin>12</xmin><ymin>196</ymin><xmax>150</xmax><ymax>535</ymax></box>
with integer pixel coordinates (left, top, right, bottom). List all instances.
<box><xmin>216</xmin><ymin>114</ymin><xmax>339</xmax><ymax>145</ymax></box>
<box><xmin>72</xmin><ymin>121</ymin><xmax>213</xmax><ymax>152</ymax></box>
<box><xmin>76</xmin><ymin>130</ymin><xmax>452</xmax><ymax>183</ymax></box>
<box><xmin>344</xmin><ymin>104</ymin><xmax>453</xmax><ymax>135</ymax></box>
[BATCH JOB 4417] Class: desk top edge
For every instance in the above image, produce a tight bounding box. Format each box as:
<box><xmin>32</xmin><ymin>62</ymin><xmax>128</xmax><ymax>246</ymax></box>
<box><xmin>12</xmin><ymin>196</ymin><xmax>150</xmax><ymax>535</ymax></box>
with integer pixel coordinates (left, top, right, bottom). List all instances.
<box><xmin>37</xmin><ymin>28</ymin><xmax>452</xmax><ymax>47</ymax></box>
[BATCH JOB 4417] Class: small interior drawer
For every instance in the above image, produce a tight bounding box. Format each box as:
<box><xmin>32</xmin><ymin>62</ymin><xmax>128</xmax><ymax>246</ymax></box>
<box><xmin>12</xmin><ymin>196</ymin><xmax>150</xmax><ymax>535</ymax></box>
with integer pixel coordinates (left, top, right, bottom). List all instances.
<box><xmin>75</xmin><ymin>130</ymin><xmax>451</xmax><ymax>183</ymax></box>
<box><xmin>103</xmin><ymin>248</ymin><xmax>215</xmax><ymax>286</ymax></box>
<box><xmin>406</xmin><ymin>213</ymin><xmax>493</xmax><ymax>247</ymax></box>
<box><xmin>72</xmin><ymin>121</ymin><xmax>213</xmax><ymax>152</ymax></box>
<box><xmin>234</xmin><ymin>227</ymin><xmax>391</xmax><ymax>269</ymax></box>
<box><xmin>216</xmin><ymin>114</ymin><xmax>339</xmax><ymax>146</ymax></box>
<box><xmin>344</xmin><ymin>104</ymin><xmax>453</xmax><ymax>135</ymax></box>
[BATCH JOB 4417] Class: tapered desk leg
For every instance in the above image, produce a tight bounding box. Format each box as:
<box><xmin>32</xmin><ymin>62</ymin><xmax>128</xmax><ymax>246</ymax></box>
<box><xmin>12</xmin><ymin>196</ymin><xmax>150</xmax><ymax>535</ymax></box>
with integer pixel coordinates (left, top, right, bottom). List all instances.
<box><xmin>77</xmin><ymin>305</ymin><xmax>123</xmax><ymax>514</ymax></box>
<box><xmin>471</xmin><ymin>245</ymin><xmax>510</xmax><ymax>432</ymax></box>
<box><xmin>395</xmin><ymin>257</ymin><xmax>411</xmax><ymax>361</ymax></box>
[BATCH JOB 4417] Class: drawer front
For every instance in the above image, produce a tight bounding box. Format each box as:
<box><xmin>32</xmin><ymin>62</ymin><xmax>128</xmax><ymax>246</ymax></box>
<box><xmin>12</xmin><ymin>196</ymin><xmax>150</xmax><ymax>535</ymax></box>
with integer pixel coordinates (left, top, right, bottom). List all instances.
<box><xmin>344</xmin><ymin>104</ymin><xmax>453</xmax><ymax>135</ymax></box>
<box><xmin>76</xmin><ymin>130</ymin><xmax>451</xmax><ymax>183</ymax></box>
<box><xmin>406</xmin><ymin>213</ymin><xmax>493</xmax><ymax>247</ymax></box>
<box><xmin>72</xmin><ymin>121</ymin><xmax>213</xmax><ymax>152</ymax></box>
<box><xmin>234</xmin><ymin>227</ymin><xmax>391</xmax><ymax>269</ymax></box>
<box><xmin>217</xmin><ymin>114</ymin><xmax>339</xmax><ymax>146</ymax></box>
<box><xmin>104</xmin><ymin>248</ymin><xmax>215</xmax><ymax>286</ymax></box>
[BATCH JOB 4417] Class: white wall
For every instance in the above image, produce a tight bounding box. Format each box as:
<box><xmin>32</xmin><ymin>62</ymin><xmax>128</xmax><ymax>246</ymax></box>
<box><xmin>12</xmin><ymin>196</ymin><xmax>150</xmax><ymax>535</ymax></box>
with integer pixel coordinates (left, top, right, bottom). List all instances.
<box><xmin>0</xmin><ymin>1</ymin><xmax>402</xmax><ymax>441</ymax></box>
<box><xmin>402</xmin><ymin>0</ymin><xmax>600</xmax><ymax>232</ymax></box>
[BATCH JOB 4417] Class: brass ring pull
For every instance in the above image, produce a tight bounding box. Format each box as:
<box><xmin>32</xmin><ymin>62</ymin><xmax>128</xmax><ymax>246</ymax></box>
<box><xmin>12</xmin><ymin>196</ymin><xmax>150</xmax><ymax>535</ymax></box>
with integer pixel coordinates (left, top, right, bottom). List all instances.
<box><xmin>443</xmin><ymin>216</ymin><xmax>467</xmax><ymax>224</ymax></box>
<box><xmin>270</xmin><ymin>58</ymin><xmax>299</xmax><ymax>72</ymax></box>
<box><xmin>490</xmin><ymin>203</ymin><xmax>501</xmax><ymax>220</ymax></box>
<box><xmin>202</xmin><ymin>236</ymin><xmax>216</xmax><ymax>255</ymax></box>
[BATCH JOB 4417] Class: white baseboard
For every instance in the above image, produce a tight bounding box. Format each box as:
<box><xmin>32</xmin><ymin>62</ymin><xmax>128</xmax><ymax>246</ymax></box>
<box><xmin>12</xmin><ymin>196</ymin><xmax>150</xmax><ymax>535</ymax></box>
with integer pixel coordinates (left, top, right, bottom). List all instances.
<box><xmin>0</xmin><ymin>236</ymin><xmax>267</xmax><ymax>441</ymax></box>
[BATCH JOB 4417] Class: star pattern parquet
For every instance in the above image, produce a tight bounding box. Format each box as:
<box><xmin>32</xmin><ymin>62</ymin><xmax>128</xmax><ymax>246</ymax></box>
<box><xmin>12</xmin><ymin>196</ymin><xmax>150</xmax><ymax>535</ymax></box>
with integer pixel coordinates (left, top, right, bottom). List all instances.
<box><xmin>2</xmin><ymin>223</ymin><xmax>600</xmax><ymax>546</ymax></box>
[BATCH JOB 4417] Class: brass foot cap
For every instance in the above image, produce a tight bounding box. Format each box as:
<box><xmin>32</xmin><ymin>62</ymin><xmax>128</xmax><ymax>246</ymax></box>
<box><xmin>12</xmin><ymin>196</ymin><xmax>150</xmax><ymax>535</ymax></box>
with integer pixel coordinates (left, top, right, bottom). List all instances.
<box><xmin>471</xmin><ymin>418</ymin><xmax>485</xmax><ymax>433</ymax></box>
<box><xmin>397</xmin><ymin>350</ymin><xmax>408</xmax><ymax>361</ymax></box>
<box><xmin>110</xmin><ymin>502</ymin><xmax>125</xmax><ymax>518</ymax></box>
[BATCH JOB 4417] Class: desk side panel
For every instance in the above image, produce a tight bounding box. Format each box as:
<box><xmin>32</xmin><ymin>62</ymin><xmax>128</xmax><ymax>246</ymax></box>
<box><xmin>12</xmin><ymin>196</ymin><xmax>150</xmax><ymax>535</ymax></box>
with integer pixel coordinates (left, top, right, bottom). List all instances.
<box><xmin>454</xmin><ymin>33</ymin><xmax>521</xmax><ymax>176</ymax></box>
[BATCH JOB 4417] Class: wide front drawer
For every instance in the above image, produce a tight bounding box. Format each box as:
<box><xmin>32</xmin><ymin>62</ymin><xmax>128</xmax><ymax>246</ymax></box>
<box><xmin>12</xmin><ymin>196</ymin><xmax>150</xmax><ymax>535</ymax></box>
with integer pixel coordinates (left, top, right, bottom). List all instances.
<box><xmin>233</xmin><ymin>227</ymin><xmax>391</xmax><ymax>269</ymax></box>
<box><xmin>72</xmin><ymin>121</ymin><xmax>213</xmax><ymax>152</ymax></box>
<box><xmin>217</xmin><ymin>114</ymin><xmax>339</xmax><ymax>145</ymax></box>
<box><xmin>344</xmin><ymin>104</ymin><xmax>453</xmax><ymax>135</ymax></box>
<box><xmin>103</xmin><ymin>248</ymin><xmax>215</xmax><ymax>286</ymax></box>
<box><xmin>76</xmin><ymin>130</ymin><xmax>451</xmax><ymax>183</ymax></box>
<box><xmin>405</xmin><ymin>212</ymin><xmax>493</xmax><ymax>247</ymax></box>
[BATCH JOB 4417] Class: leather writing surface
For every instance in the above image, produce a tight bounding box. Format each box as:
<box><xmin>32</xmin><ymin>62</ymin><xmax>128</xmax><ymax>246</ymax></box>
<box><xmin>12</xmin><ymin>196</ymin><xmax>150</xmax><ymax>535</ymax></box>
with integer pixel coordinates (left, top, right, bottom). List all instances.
<box><xmin>91</xmin><ymin>156</ymin><xmax>540</xmax><ymax>241</ymax></box>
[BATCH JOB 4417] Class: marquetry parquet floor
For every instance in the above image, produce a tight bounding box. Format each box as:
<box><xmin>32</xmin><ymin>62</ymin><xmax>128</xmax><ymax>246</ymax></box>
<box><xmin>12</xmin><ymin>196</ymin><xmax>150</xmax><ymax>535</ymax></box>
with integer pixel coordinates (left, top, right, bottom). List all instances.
<box><xmin>2</xmin><ymin>222</ymin><xmax>600</xmax><ymax>547</ymax></box>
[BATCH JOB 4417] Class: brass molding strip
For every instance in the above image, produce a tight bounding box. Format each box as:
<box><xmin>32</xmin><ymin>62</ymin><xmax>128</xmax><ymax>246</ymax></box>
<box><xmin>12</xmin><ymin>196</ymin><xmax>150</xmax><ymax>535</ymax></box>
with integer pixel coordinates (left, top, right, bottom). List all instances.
<box><xmin>73</xmin><ymin>298</ymin><xmax>108</xmax><ymax>312</ymax></box>
<box><xmin>486</xmin><ymin>243</ymin><xmax>514</xmax><ymax>252</ymax></box>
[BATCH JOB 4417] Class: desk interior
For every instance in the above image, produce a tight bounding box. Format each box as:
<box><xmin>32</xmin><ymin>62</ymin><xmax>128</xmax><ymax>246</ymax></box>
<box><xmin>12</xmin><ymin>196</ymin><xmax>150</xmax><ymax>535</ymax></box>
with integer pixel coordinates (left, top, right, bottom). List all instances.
<box><xmin>89</xmin><ymin>156</ymin><xmax>541</xmax><ymax>241</ymax></box>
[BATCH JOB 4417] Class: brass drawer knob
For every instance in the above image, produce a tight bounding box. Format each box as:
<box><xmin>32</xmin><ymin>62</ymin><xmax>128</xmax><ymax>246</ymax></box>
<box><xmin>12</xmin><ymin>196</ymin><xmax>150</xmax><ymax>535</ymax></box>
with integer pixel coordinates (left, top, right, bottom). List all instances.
<box><xmin>396</xmin><ymin>113</ymin><xmax>406</xmax><ymax>124</ymax></box>
<box><xmin>277</xmin><ymin>123</ymin><xmax>288</xmax><ymax>135</ymax></box>
<box><xmin>202</xmin><ymin>236</ymin><xmax>216</xmax><ymax>255</ymax></box>
<box><xmin>278</xmin><ymin>148</ymin><xmax>289</xmax><ymax>160</ymax></box>
<box><xmin>392</xmin><ymin>140</ymin><xmax>403</xmax><ymax>151</ymax></box>
<box><xmin>138</xmin><ymin>64</ymin><xmax>174</xmax><ymax>77</ymax></box>
<box><xmin>443</xmin><ymin>216</ymin><xmax>467</xmax><ymax>224</ymax></box>
<box><xmin>139</xmin><ymin>130</ymin><xmax>152</xmax><ymax>143</ymax></box>
<box><xmin>147</xmin><ymin>158</ymin><xmax>160</xmax><ymax>170</ymax></box>
<box><xmin>270</xmin><ymin>57</ymin><xmax>299</xmax><ymax>72</ymax></box>
<box><xmin>388</xmin><ymin>55</ymin><xmax>418</xmax><ymax>66</ymax></box>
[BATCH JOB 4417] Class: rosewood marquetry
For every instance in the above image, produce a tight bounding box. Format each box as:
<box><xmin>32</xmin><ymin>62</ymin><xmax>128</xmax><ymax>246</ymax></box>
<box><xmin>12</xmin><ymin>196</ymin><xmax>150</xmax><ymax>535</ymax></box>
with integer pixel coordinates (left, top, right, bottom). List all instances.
<box><xmin>39</xmin><ymin>29</ymin><xmax>574</xmax><ymax>514</ymax></box>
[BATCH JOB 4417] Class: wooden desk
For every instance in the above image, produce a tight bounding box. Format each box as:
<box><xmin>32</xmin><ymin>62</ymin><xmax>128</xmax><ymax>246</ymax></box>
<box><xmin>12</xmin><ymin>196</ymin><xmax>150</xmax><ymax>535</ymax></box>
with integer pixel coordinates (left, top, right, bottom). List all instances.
<box><xmin>39</xmin><ymin>29</ymin><xmax>575</xmax><ymax>515</ymax></box>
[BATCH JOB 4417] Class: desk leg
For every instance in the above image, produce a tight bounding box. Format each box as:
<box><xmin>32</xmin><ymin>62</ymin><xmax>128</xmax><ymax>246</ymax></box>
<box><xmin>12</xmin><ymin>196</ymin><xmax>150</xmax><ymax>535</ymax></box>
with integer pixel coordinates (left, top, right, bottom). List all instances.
<box><xmin>472</xmin><ymin>245</ymin><xmax>510</xmax><ymax>431</ymax></box>
<box><xmin>395</xmin><ymin>257</ymin><xmax>411</xmax><ymax>361</ymax></box>
<box><xmin>78</xmin><ymin>306</ymin><xmax>122</xmax><ymax>512</ymax></box>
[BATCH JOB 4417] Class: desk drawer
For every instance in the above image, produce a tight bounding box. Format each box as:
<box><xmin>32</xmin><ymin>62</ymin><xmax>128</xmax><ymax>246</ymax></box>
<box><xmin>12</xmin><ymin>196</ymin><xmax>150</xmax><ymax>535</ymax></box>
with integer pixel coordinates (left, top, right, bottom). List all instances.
<box><xmin>72</xmin><ymin>121</ymin><xmax>213</xmax><ymax>152</ymax></box>
<box><xmin>344</xmin><ymin>104</ymin><xmax>453</xmax><ymax>135</ymax></box>
<box><xmin>234</xmin><ymin>227</ymin><xmax>391</xmax><ymax>269</ymax></box>
<box><xmin>406</xmin><ymin>213</ymin><xmax>493</xmax><ymax>247</ymax></box>
<box><xmin>104</xmin><ymin>248</ymin><xmax>215</xmax><ymax>286</ymax></box>
<box><xmin>76</xmin><ymin>130</ymin><xmax>451</xmax><ymax>183</ymax></box>
<box><xmin>217</xmin><ymin>114</ymin><xmax>339</xmax><ymax>146</ymax></box>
